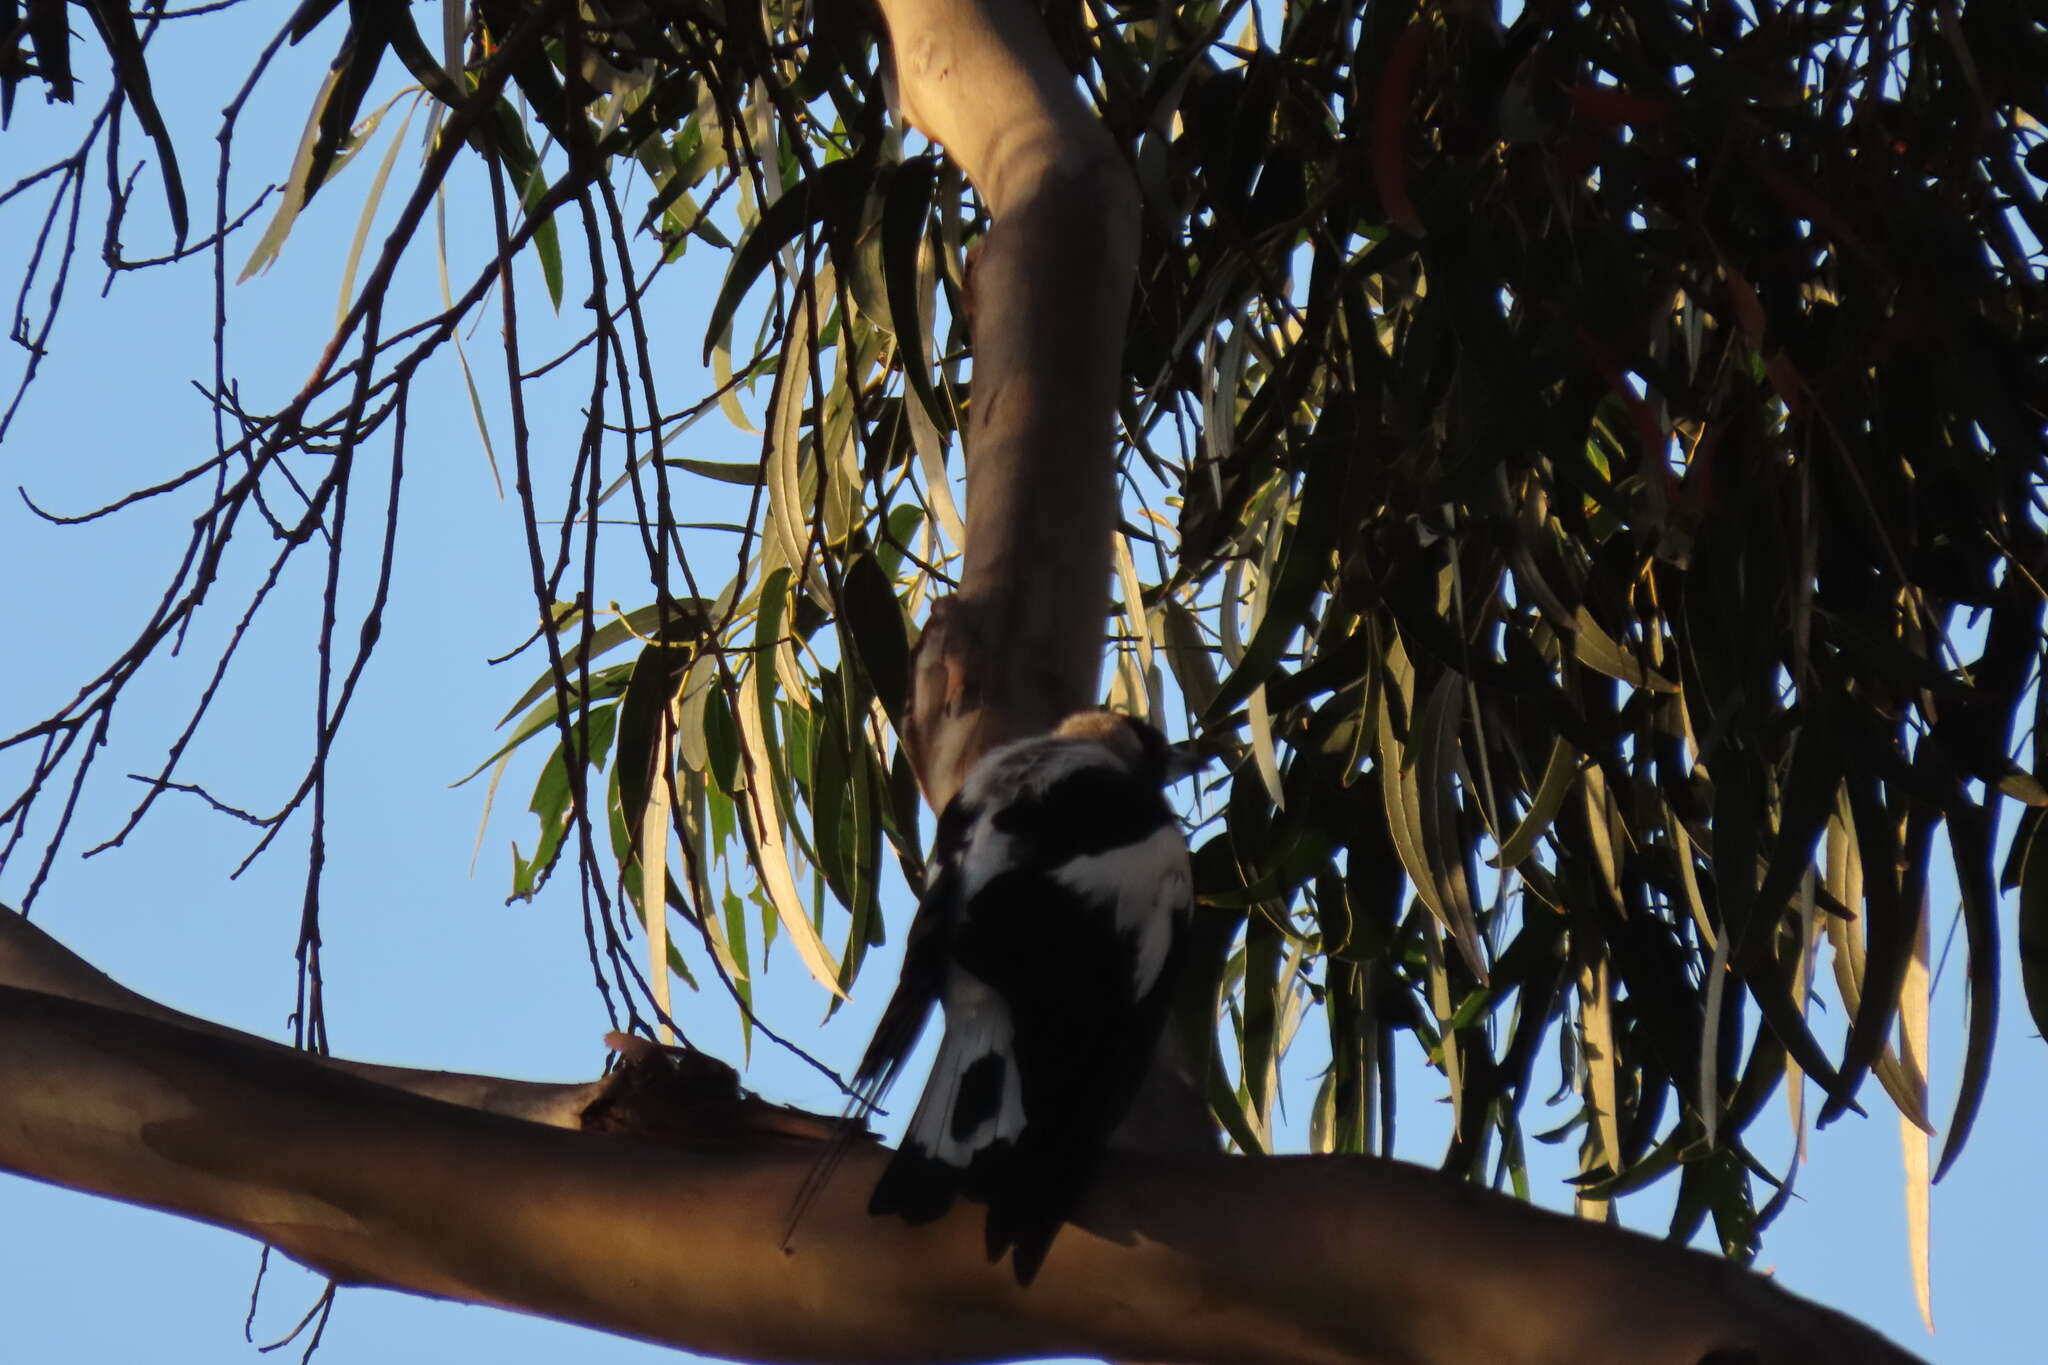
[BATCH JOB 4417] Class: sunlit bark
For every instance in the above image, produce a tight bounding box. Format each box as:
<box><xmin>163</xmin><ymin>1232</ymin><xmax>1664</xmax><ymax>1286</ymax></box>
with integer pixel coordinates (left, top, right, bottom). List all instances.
<box><xmin>888</xmin><ymin>0</ymin><xmax>1139</xmax><ymax>810</ymax></box>
<box><xmin>1</xmin><ymin>910</ymin><xmax>1916</xmax><ymax>1365</ymax></box>
<box><xmin>0</xmin><ymin>906</ymin><xmax>598</xmax><ymax>1126</ymax></box>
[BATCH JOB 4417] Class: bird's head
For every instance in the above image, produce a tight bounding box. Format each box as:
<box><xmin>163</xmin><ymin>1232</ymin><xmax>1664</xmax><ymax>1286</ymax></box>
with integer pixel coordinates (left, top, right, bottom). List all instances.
<box><xmin>1053</xmin><ymin>710</ymin><xmax>1210</xmax><ymax>787</ymax></box>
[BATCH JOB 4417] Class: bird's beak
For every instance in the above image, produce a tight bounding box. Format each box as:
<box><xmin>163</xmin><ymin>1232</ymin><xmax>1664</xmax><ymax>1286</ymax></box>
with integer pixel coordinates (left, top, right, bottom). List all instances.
<box><xmin>1163</xmin><ymin>741</ymin><xmax>1212</xmax><ymax>783</ymax></box>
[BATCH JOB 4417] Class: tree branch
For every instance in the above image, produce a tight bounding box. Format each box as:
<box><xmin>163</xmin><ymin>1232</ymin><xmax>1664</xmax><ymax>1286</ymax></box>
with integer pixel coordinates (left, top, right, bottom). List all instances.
<box><xmin>0</xmin><ymin>905</ymin><xmax>598</xmax><ymax>1126</ymax></box>
<box><xmin>879</xmin><ymin>0</ymin><xmax>1140</xmax><ymax>808</ymax></box>
<box><xmin>0</xmin><ymin>908</ymin><xmax>1919</xmax><ymax>1364</ymax></box>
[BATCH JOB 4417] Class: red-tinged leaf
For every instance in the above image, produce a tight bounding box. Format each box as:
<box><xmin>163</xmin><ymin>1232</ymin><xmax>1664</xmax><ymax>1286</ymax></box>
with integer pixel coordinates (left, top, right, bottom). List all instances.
<box><xmin>1764</xmin><ymin>352</ymin><xmax>1809</xmax><ymax>415</ymax></box>
<box><xmin>1564</xmin><ymin>85</ymin><xmax>1669</xmax><ymax>130</ymax></box>
<box><xmin>1575</xmin><ymin>328</ymin><xmax>1669</xmax><ymax>466</ymax></box>
<box><xmin>1718</xmin><ymin>262</ymin><xmax>1769</xmax><ymax>346</ymax></box>
<box><xmin>1372</xmin><ymin>23</ymin><xmax>1427</xmax><ymax>238</ymax></box>
<box><xmin>1745</xmin><ymin>148</ymin><xmax>1889</xmax><ymax>280</ymax></box>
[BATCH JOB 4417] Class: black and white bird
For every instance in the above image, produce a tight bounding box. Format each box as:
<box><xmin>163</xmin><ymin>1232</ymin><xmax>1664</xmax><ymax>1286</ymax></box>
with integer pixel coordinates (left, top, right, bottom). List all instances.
<box><xmin>852</xmin><ymin>709</ymin><xmax>1200</xmax><ymax>1284</ymax></box>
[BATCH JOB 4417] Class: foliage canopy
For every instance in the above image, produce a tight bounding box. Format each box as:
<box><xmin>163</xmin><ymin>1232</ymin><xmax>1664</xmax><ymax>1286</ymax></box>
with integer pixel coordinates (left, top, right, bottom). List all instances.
<box><xmin>4</xmin><ymin>0</ymin><xmax>2045</xmax><ymax>1275</ymax></box>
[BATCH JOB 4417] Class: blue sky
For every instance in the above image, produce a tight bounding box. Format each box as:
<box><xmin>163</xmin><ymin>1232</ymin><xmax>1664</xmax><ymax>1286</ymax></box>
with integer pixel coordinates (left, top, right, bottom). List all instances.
<box><xmin>1</xmin><ymin>8</ymin><xmax>2041</xmax><ymax>1363</ymax></box>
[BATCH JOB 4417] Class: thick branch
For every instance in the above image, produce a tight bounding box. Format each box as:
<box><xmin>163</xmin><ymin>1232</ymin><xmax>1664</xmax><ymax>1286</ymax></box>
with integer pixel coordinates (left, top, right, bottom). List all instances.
<box><xmin>0</xmin><ymin>906</ymin><xmax>598</xmax><ymax>1126</ymax></box>
<box><xmin>879</xmin><ymin>0</ymin><xmax>1140</xmax><ymax>807</ymax></box>
<box><xmin>0</xmin><ymin>912</ymin><xmax>1919</xmax><ymax>1365</ymax></box>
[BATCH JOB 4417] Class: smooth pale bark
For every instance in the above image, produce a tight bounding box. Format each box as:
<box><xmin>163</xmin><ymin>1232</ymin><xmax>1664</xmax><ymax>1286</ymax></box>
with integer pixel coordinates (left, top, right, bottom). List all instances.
<box><xmin>0</xmin><ymin>905</ymin><xmax>598</xmax><ymax>1126</ymax></box>
<box><xmin>885</xmin><ymin>0</ymin><xmax>1139</xmax><ymax>809</ymax></box>
<box><xmin>0</xmin><ymin>911</ymin><xmax>1917</xmax><ymax>1365</ymax></box>
<box><xmin>874</xmin><ymin>0</ymin><xmax>1217</xmax><ymax>1163</ymax></box>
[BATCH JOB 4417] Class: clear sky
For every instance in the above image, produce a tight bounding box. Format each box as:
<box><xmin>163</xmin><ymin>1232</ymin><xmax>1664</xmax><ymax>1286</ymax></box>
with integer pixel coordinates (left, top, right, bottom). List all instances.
<box><xmin>1</xmin><ymin>8</ymin><xmax>2041</xmax><ymax>1363</ymax></box>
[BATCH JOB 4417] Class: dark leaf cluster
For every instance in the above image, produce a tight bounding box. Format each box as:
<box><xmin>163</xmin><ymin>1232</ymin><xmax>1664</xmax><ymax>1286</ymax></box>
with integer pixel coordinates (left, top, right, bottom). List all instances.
<box><xmin>7</xmin><ymin>0</ymin><xmax>2047</xmax><ymax>1265</ymax></box>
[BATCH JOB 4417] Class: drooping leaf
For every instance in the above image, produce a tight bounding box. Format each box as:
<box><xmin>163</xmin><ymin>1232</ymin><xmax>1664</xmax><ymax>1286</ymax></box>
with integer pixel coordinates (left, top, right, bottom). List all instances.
<box><xmin>838</xmin><ymin>552</ymin><xmax>911</xmax><ymax>729</ymax></box>
<box><xmin>1823</xmin><ymin>760</ymin><xmax>1921</xmax><ymax>1127</ymax></box>
<box><xmin>80</xmin><ymin>0</ymin><xmax>187</xmax><ymax>241</ymax></box>
<box><xmin>702</xmin><ymin>152</ymin><xmax>876</xmax><ymax>362</ymax></box>
<box><xmin>1206</xmin><ymin>437</ymin><xmax>1343</xmax><ymax>725</ymax></box>
<box><xmin>878</xmin><ymin>153</ymin><xmax>944</xmax><ymax>429</ymax></box>
<box><xmin>1936</xmin><ymin>798</ymin><xmax>1998</xmax><ymax>1181</ymax></box>
<box><xmin>2014</xmin><ymin>811</ymin><xmax>2048</xmax><ymax>1055</ymax></box>
<box><xmin>1489</xmin><ymin>737</ymin><xmax>1578</xmax><ymax>870</ymax></box>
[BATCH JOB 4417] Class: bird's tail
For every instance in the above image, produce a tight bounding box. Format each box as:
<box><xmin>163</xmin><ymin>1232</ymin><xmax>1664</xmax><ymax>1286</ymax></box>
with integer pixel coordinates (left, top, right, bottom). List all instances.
<box><xmin>781</xmin><ymin>941</ymin><xmax>948</xmax><ymax>1253</ymax></box>
<box><xmin>777</xmin><ymin>1084</ymin><xmax>884</xmax><ymax>1256</ymax></box>
<box><xmin>870</xmin><ymin>1001</ymin><xmax>1025</xmax><ymax>1222</ymax></box>
<box><xmin>981</xmin><ymin>1122</ymin><xmax>1100</xmax><ymax>1285</ymax></box>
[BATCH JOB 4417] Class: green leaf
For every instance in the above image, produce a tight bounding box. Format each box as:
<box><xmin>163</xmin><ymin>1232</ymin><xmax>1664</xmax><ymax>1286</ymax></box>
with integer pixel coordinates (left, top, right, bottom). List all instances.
<box><xmin>1206</xmin><ymin>438</ymin><xmax>1344</xmax><ymax>724</ymax></box>
<box><xmin>518</xmin><ymin>159</ymin><xmax>564</xmax><ymax>311</ymax></box>
<box><xmin>879</xmin><ymin>154</ymin><xmax>946</xmax><ymax>430</ymax></box>
<box><xmin>1377</xmin><ymin>647</ymin><xmax>1487</xmax><ymax>981</ymax></box>
<box><xmin>1822</xmin><ymin>762</ymin><xmax>1918</xmax><ymax>1126</ymax></box>
<box><xmin>336</xmin><ymin>95</ymin><xmax>419</xmax><ymax>328</ymax></box>
<box><xmin>475</xmin><ymin>0</ymin><xmax>567</xmax><ymax>125</ymax></box>
<box><xmin>1325</xmin><ymin>960</ymin><xmax>1372</xmax><ymax>1154</ymax></box>
<box><xmin>1935</xmin><ymin>799</ymin><xmax>1997</xmax><ymax>1181</ymax></box>
<box><xmin>733</xmin><ymin>567</ymin><xmax>845</xmax><ymax>998</ymax></box>
<box><xmin>810</xmin><ymin>699</ymin><xmax>854</xmax><ymax>907</ymax></box>
<box><xmin>703</xmin><ymin>685</ymin><xmax>741</xmax><ymax>796</ymax></box>
<box><xmin>1242</xmin><ymin>899</ymin><xmax>1282</xmax><ymax>1133</ymax></box>
<box><xmin>457</xmin><ymin>665</ymin><xmax>632</xmax><ymax>788</ymax></box>
<box><xmin>80</xmin><ymin>0</ymin><xmax>188</xmax><ymax>241</ymax></box>
<box><xmin>25</xmin><ymin>0</ymin><xmax>76</xmax><ymax>102</ymax></box>
<box><xmin>706</xmin><ymin>777</ymin><xmax>737</xmax><ymax>855</ymax></box>
<box><xmin>613</xmin><ymin>624</ymin><xmax>702</xmax><ymax>850</ymax></box>
<box><xmin>873</xmin><ymin>503</ymin><xmax>927</xmax><ymax>581</ymax></box>
<box><xmin>508</xmin><ymin>704</ymin><xmax>618</xmax><ymax>902</ymax></box>
<box><xmin>2015</xmin><ymin>810</ymin><xmax>2048</xmax><ymax>1060</ymax></box>
<box><xmin>2002</xmin><ymin>806</ymin><xmax>2043</xmax><ymax>894</ymax></box>
<box><xmin>724</xmin><ymin>886</ymin><xmax>753</xmax><ymax>1062</ymax></box>
<box><xmin>1489</xmin><ymin>737</ymin><xmax>1578</xmax><ymax>869</ymax></box>
<box><xmin>1748</xmin><ymin>723</ymin><xmax>1842</xmax><ymax>956</ymax></box>
<box><xmin>702</xmin><ymin>153</ymin><xmax>875</xmax><ymax>362</ymax></box>
<box><xmin>241</xmin><ymin>64</ymin><xmax>348</xmax><ymax>281</ymax></box>
<box><xmin>303</xmin><ymin>8</ymin><xmax>391</xmax><ymax>200</ymax></box>
<box><xmin>664</xmin><ymin>458</ymin><xmax>765</xmax><ymax>486</ymax></box>
<box><xmin>1206</xmin><ymin>1041</ymin><xmax>1269</xmax><ymax>1156</ymax></box>
<box><xmin>1573</xmin><ymin>606</ymin><xmax>1677</xmax><ymax>693</ymax></box>
<box><xmin>1160</xmin><ymin>597</ymin><xmax>1222</xmax><ymax>721</ymax></box>
<box><xmin>838</xmin><ymin>552</ymin><xmax>911</xmax><ymax>730</ymax></box>
<box><xmin>496</xmin><ymin>600</ymin><xmax>711</xmax><ymax>725</ymax></box>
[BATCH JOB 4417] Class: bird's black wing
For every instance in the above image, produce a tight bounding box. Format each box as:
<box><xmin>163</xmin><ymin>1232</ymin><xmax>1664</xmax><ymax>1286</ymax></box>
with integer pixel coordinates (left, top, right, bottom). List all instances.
<box><xmin>951</xmin><ymin>861</ymin><xmax>1181</xmax><ymax>1282</ymax></box>
<box><xmin>854</xmin><ymin>793</ymin><xmax>976</xmax><ymax>1089</ymax></box>
<box><xmin>950</xmin><ymin>761</ymin><xmax>1187</xmax><ymax>1282</ymax></box>
<box><xmin>782</xmin><ymin>795</ymin><xmax>973</xmax><ymax>1244</ymax></box>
